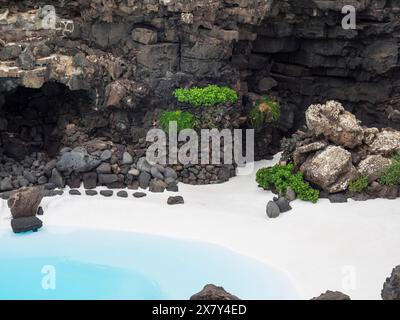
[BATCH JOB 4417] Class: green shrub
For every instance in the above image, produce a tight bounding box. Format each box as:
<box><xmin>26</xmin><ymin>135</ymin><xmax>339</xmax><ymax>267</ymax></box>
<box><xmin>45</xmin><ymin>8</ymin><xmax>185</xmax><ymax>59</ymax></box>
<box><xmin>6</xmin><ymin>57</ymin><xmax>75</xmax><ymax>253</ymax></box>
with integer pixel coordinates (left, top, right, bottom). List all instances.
<box><xmin>256</xmin><ymin>164</ymin><xmax>319</xmax><ymax>203</ymax></box>
<box><xmin>159</xmin><ymin>110</ymin><xmax>197</xmax><ymax>132</ymax></box>
<box><xmin>249</xmin><ymin>96</ymin><xmax>281</xmax><ymax>128</ymax></box>
<box><xmin>348</xmin><ymin>176</ymin><xmax>369</xmax><ymax>193</ymax></box>
<box><xmin>173</xmin><ymin>85</ymin><xmax>238</xmax><ymax>107</ymax></box>
<box><xmin>380</xmin><ymin>154</ymin><xmax>400</xmax><ymax>186</ymax></box>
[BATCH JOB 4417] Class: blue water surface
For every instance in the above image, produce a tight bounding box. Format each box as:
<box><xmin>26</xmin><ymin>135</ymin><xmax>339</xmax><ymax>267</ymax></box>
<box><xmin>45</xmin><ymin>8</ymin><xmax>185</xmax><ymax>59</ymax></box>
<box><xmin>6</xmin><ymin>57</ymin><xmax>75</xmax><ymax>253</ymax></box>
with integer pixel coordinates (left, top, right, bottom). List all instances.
<box><xmin>0</xmin><ymin>227</ymin><xmax>299</xmax><ymax>300</ymax></box>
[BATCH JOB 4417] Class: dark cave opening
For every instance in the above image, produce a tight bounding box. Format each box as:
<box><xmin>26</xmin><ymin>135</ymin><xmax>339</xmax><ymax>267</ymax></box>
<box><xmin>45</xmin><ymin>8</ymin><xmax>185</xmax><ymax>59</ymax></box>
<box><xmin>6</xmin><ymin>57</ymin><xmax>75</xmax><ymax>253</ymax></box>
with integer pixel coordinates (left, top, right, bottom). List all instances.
<box><xmin>0</xmin><ymin>82</ymin><xmax>92</xmax><ymax>162</ymax></box>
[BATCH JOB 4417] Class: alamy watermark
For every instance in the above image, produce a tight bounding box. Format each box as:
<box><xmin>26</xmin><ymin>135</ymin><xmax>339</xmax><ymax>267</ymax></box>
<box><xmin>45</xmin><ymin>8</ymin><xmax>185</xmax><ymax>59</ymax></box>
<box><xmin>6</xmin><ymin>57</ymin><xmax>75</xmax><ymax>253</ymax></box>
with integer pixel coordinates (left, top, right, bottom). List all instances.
<box><xmin>38</xmin><ymin>5</ymin><xmax>74</xmax><ymax>36</ymax></box>
<box><xmin>146</xmin><ymin>123</ymin><xmax>255</xmax><ymax>176</ymax></box>
<box><xmin>41</xmin><ymin>265</ymin><xmax>56</xmax><ymax>290</ymax></box>
<box><xmin>342</xmin><ymin>5</ymin><xmax>357</xmax><ymax>30</ymax></box>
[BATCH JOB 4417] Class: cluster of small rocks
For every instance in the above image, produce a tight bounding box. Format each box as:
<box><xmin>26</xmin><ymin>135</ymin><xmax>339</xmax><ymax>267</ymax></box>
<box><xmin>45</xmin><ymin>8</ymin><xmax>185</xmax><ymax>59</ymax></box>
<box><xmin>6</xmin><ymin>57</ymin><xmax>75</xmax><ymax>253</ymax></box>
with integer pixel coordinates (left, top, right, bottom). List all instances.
<box><xmin>0</xmin><ymin>152</ymin><xmax>51</xmax><ymax>192</ymax></box>
<box><xmin>0</xmin><ymin>144</ymin><xmax>181</xmax><ymax>194</ymax></box>
<box><xmin>266</xmin><ymin>188</ymin><xmax>294</xmax><ymax>219</ymax></box>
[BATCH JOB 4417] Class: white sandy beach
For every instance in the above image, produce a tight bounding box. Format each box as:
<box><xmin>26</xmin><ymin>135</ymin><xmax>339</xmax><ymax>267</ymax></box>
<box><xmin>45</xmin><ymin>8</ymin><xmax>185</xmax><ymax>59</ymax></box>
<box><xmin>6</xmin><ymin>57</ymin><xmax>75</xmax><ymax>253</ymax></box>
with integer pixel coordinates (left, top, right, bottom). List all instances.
<box><xmin>1</xmin><ymin>156</ymin><xmax>400</xmax><ymax>300</ymax></box>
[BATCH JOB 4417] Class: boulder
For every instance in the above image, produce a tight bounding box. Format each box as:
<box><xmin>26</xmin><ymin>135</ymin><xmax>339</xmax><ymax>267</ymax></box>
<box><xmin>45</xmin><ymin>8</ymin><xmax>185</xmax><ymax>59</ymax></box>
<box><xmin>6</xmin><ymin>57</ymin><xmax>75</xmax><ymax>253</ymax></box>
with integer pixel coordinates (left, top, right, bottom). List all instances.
<box><xmin>300</xmin><ymin>146</ymin><xmax>358</xmax><ymax>193</ymax></box>
<box><xmin>8</xmin><ymin>187</ymin><xmax>43</xmax><ymax>219</ymax></box>
<box><xmin>11</xmin><ymin>216</ymin><xmax>43</xmax><ymax>234</ymax></box>
<box><xmin>369</xmin><ymin>130</ymin><xmax>400</xmax><ymax>156</ymax></box>
<box><xmin>382</xmin><ymin>265</ymin><xmax>400</xmax><ymax>300</ymax></box>
<box><xmin>311</xmin><ymin>291</ymin><xmax>351</xmax><ymax>300</ymax></box>
<box><xmin>56</xmin><ymin>149</ymin><xmax>101</xmax><ymax>174</ymax></box>
<box><xmin>150</xmin><ymin>166</ymin><xmax>164</xmax><ymax>180</ymax></box>
<box><xmin>190</xmin><ymin>284</ymin><xmax>240</xmax><ymax>300</ymax></box>
<box><xmin>357</xmin><ymin>155</ymin><xmax>392</xmax><ymax>182</ymax></box>
<box><xmin>306</xmin><ymin>101</ymin><xmax>364</xmax><ymax>149</ymax></box>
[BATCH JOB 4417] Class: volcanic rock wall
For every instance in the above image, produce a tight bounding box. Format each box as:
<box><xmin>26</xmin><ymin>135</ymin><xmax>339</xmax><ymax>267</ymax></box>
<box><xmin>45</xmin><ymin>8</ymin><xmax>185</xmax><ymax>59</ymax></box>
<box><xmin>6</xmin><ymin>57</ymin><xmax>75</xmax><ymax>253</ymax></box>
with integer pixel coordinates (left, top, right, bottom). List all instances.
<box><xmin>0</xmin><ymin>0</ymin><xmax>400</xmax><ymax>190</ymax></box>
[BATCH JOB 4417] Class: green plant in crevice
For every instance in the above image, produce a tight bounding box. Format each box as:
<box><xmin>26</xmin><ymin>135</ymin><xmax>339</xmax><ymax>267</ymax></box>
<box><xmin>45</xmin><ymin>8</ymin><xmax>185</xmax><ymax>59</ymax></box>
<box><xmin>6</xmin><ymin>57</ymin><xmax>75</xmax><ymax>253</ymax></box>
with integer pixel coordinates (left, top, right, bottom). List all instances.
<box><xmin>249</xmin><ymin>96</ymin><xmax>281</xmax><ymax>128</ymax></box>
<box><xmin>159</xmin><ymin>110</ymin><xmax>197</xmax><ymax>132</ymax></box>
<box><xmin>173</xmin><ymin>85</ymin><xmax>238</xmax><ymax>107</ymax></box>
<box><xmin>348</xmin><ymin>176</ymin><xmax>369</xmax><ymax>193</ymax></box>
<box><xmin>380</xmin><ymin>154</ymin><xmax>400</xmax><ymax>186</ymax></box>
<box><xmin>256</xmin><ymin>163</ymin><xmax>319</xmax><ymax>203</ymax></box>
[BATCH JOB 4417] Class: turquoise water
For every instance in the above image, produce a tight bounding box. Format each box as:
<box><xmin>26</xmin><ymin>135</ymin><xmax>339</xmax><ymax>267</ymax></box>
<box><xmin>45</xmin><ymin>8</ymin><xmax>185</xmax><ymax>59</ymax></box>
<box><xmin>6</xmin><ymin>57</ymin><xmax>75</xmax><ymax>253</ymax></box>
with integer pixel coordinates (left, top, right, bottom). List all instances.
<box><xmin>0</xmin><ymin>228</ymin><xmax>299</xmax><ymax>300</ymax></box>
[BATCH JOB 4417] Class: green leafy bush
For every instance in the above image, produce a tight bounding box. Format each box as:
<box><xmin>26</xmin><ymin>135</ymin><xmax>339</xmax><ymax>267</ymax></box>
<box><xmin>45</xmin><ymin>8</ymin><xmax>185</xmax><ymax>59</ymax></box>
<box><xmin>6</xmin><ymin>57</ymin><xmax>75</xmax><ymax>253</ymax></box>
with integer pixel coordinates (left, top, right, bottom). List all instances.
<box><xmin>173</xmin><ymin>85</ymin><xmax>238</xmax><ymax>107</ymax></box>
<box><xmin>249</xmin><ymin>96</ymin><xmax>281</xmax><ymax>128</ymax></box>
<box><xmin>380</xmin><ymin>154</ymin><xmax>400</xmax><ymax>186</ymax></box>
<box><xmin>159</xmin><ymin>110</ymin><xmax>197</xmax><ymax>132</ymax></box>
<box><xmin>348</xmin><ymin>176</ymin><xmax>369</xmax><ymax>193</ymax></box>
<box><xmin>256</xmin><ymin>164</ymin><xmax>319</xmax><ymax>203</ymax></box>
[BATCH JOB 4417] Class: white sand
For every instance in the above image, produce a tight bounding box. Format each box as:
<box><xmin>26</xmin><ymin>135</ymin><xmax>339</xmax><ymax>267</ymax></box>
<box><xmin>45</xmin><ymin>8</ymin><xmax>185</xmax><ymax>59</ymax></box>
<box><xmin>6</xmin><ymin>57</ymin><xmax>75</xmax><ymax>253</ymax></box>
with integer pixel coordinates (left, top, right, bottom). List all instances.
<box><xmin>1</xmin><ymin>156</ymin><xmax>400</xmax><ymax>300</ymax></box>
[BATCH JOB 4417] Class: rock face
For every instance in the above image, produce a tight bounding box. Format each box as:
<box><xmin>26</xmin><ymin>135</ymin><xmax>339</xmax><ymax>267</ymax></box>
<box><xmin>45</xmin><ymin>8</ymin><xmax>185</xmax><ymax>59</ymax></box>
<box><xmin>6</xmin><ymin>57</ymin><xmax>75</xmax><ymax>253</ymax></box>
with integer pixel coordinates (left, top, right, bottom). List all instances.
<box><xmin>306</xmin><ymin>101</ymin><xmax>364</xmax><ymax>149</ymax></box>
<box><xmin>7</xmin><ymin>187</ymin><xmax>43</xmax><ymax>219</ymax></box>
<box><xmin>11</xmin><ymin>216</ymin><xmax>43</xmax><ymax>234</ymax></box>
<box><xmin>291</xmin><ymin>101</ymin><xmax>400</xmax><ymax>196</ymax></box>
<box><xmin>312</xmin><ymin>291</ymin><xmax>351</xmax><ymax>300</ymax></box>
<box><xmin>1</xmin><ymin>1</ymin><xmax>400</xmax><ymax>188</ymax></box>
<box><xmin>382</xmin><ymin>266</ymin><xmax>400</xmax><ymax>300</ymax></box>
<box><xmin>190</xmin><ymin>284</ymin><xmax>240</xmax><ymax>301</ymax></box>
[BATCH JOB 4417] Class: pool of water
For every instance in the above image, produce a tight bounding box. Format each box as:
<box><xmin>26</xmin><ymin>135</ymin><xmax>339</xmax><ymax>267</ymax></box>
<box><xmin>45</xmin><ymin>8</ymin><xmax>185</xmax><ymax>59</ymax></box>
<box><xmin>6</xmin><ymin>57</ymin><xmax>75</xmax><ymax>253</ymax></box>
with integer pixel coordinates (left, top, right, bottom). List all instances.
<box><xmin>0</xmin><ymin>227</ymin><xmax>299</xmax><ymax>300</ymax></box>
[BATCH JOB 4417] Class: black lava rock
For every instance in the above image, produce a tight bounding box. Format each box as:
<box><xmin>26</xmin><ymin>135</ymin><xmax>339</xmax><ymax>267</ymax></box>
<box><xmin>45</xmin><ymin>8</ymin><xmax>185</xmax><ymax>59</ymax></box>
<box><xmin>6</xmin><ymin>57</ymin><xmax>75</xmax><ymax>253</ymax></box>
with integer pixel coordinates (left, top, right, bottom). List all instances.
<box><xmin>117</xmin><ymin>190</ymin><xmax>128</xmax><ymax>198</ymax></box>
<box><xmin>133</xmin><ymin>192</ymin><xmax>147</xmax><ymax>198</ymax></box>
<box><xmin>11</xmin><ymin>216</ymin><xmax>43</xmax><ymax>234</ymax></box>
<box><xmin>100</xmin><ymin>190</ymin><xmax>113</xmax><ymax>197</ymax></box>
<box><xmin>167</xmin><ymin>196</ymin><xmax>184</xmax><ymax>205</ymax></box>
<box><xmin>85</xmin><ymin>190</ymin><xmax>98</xmax><ymax>196</ymax></box>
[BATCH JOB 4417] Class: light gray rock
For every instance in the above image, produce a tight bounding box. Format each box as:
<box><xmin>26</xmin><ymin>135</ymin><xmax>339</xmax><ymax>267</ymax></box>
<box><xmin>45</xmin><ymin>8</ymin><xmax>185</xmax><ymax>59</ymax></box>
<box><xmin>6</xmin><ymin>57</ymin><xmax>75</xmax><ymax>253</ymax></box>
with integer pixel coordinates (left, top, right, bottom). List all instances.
<box><xmin>100</xmin><ymin>149</ymin><xmax>112</xmax><ymax>161</ymax></box>
<box><xmin>57</xmin><ymin>150</ymin><xmax>101</xmax><ymax>173</ymax></box>
<box><xmin>49</xmin><ymin>168</ymin><xmax>64</xmax><ymax>188</ymax></box>
<box><xmin>306</xmin><ymin>100</ymin><xmax>364</xmax><ymax>149</ymax></box>
<box><xmin>128</xmin><ymin>168</ymin><xmax>140</xmax><ymax>176</ymax></box>
<box><xmin>137</xmin><ymin>157</ymin><xmax>151</xmax><ymax>173</ymax></box>
<box><xmin>150</xmin><ymin>166</ymin><xmax>164</xmax><ymax>180</ymax></box>
<box><xmin>122</xmin><ymin>152</ymin><xmax>133</xmax><ymax>165</ymax></box>
<box><xmin>266</xmin><ymin>201</ymin><xmax>280</xmax><ymax>218</ymax></box>
<box><xmin>164</xmin><ymin>167</ymin><xmax>178</xmax><ymax>180</ymax></box>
